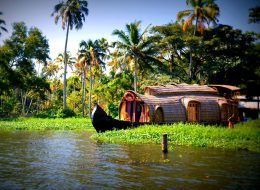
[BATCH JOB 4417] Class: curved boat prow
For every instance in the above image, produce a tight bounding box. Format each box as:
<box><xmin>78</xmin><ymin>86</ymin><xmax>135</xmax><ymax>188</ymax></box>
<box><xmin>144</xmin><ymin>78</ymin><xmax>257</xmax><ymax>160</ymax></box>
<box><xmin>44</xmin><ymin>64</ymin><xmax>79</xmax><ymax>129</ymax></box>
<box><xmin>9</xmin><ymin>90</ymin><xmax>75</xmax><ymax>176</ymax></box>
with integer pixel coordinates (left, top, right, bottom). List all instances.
<box><xmin>91</xmin><ymin>103</ymin><xmax>139</xmax><ymax>133</ymax></box>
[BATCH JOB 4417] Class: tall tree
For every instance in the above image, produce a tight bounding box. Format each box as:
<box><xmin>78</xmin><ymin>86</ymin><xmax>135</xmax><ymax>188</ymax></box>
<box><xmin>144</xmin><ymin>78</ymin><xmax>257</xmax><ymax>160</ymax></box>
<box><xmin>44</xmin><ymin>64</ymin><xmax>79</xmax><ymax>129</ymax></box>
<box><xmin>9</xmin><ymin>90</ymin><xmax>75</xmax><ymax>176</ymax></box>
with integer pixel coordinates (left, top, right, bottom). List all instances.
<box><xmin>0</xmin><ymin>22</ymin><xmax>50</xmax><ymax>114</ymax></box>
<box><xmin>0</xmin><ymin>12</ymin><xmax>7</xmax><ymax>37</ymax></box>
<box><xmin>112</xmin><ymin>20</ymin><xmax>161</xmax><ymax>92</ymax></box>
<box><xmin>249</xmin><ymin>6</ymin><xmax>260</xmax><ymax>24</ymax></box>
<box><xmin>78</xmin><ymin>40</ymin><xmax>94</xmax><ymax>117</ymax></box>
<box><xmin>51</xmin><ymin>0</ymin><xmax>88</xmax><ymax>109</ymax></box>
<box><xmin>177</xmin><ymin>0</ymin><xmax>219</xmax><ymax>81</ymax></box>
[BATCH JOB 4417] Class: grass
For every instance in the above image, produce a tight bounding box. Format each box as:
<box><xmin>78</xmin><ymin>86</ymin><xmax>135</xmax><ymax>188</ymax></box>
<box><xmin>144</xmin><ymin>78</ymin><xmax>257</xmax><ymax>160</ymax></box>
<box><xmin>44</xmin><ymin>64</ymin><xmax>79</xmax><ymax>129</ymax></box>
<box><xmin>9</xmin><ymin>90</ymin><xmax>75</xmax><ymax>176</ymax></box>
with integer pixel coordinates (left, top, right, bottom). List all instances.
<box><xmin>91</xmin><ymin>120</ymin><xmax>260</xmax><ymax>153</ymax></box>
<box><xmin>0</xmin><ymin>117</ymin><xmax>94</xmax><ymax>131</ymax></box>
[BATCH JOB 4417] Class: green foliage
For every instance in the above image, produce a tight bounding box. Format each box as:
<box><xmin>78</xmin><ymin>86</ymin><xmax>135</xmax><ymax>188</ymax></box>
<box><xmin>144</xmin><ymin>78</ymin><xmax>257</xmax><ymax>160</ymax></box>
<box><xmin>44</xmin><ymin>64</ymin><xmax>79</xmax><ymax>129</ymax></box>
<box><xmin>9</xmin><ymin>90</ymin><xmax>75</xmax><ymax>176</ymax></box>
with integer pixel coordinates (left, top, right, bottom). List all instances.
<box><xmin>112</xmin><ymin>20</ymin><xmax>163</xmax><ymax>92</ymax></box>
<box><xmin>35</xmin><ymin>107</ymin><xmax>76</xmax><ymax>118</ymax></box>
<box><xmin>91</xmin><ymin>120</ymin><xmax>260</xmax><ymax>153</ymax></box>
<box><xmin>59</xmin><ymin>108</ymin><xmax>76</xmax><ymax>118</ymax></box>
<box><xmin>0</xmin><ymin>22</ymin><xmax>50</xmax><ymax>115</ymax></box>
<box><xmin>107</xmin><ymin>102</ymin><xmax>118</xmax><ymax>118</ymax></box>
<box><xmin>35</xmin><ymin>108</ymin><xmax>57</xmax><ymax>118</ymax></box>
<box><xmin>0</xmin><ymin>117</ymin><xmax>93</xmax><ymax>131</ymax></box>
<box><xmin>249</xmin><ymin>6</ymin><xmax>260</xmax><ymax>23</ymax></box>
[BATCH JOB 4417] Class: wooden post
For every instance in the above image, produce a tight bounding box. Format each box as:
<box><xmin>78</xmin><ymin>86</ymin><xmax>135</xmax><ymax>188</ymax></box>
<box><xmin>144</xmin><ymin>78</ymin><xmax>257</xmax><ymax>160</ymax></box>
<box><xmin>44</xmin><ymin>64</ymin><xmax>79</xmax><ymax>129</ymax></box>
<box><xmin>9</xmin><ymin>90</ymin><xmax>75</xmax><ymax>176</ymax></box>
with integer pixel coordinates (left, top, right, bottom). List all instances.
<box><xmin>162</xmin><ymin>133</ymin><xmax>168</xmax><ymax>153</ymax></box>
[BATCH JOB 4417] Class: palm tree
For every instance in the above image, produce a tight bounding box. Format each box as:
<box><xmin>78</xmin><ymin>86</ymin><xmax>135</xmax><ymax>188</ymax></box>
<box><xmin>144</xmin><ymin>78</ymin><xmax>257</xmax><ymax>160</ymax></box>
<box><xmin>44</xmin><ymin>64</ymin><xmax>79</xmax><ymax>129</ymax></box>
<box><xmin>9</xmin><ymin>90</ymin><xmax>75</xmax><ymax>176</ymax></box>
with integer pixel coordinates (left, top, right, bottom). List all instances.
<box><xmin>177</xmin><ymin>0</ymin><xmax>219</xmax><ymax>81</ymax></box>
<box><xmin>78</xmin><ymin>39</ymin><xmax>110</xmax><ymax>116</ymax></box>
<box><xmin>55</xmin><ymin>52</ymin><xmax>76</xmax><ymax>74</ymax></box>
<box><xmin>96</xmin><ymin>38</ymin><xmax>110</xmax><ymax>78</ymax></box>
<box><xmin>51</xmin><ymin>0</ymin><xmax>88</xmax><ymax>109</ymax></box>
<box><xmin>78</xmin><ymin>40</ymin><xmax>95</xmax><ymax>117</ymax></box>
<box><xmin>0</xmin><ymin>12</ymin><xmax>8</xmax><ymax>37</ymax></box>
<box><xmin>112</xmin><ymin>21</ymin><xmax>161</xmax><ymax>92</ymax></box>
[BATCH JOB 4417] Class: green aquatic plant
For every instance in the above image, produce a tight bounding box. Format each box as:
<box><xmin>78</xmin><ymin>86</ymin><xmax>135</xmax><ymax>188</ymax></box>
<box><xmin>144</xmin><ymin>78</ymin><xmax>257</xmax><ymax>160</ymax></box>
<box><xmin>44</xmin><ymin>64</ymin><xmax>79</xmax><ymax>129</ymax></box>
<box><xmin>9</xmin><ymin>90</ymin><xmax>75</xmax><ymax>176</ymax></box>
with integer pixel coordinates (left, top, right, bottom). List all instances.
<box><xmin>0</xmin><ymin>117</ymin><xmax>94</xmax><ymax>131</ymax></box>
<box><xmin>91</xmin><ymin>120</ymin><xmax>260</xmax><ymax>153</ymax></box>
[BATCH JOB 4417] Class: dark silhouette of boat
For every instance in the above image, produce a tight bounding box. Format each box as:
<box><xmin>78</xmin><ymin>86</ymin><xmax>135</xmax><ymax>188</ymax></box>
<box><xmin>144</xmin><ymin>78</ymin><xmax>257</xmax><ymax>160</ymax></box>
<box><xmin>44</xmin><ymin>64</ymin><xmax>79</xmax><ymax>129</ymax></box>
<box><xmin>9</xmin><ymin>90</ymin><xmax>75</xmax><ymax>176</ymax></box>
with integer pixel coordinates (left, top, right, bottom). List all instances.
<box><xmin>91</xmin><ymin>103</ymin><xmax>143</xmax><ymax>133</ymax></box>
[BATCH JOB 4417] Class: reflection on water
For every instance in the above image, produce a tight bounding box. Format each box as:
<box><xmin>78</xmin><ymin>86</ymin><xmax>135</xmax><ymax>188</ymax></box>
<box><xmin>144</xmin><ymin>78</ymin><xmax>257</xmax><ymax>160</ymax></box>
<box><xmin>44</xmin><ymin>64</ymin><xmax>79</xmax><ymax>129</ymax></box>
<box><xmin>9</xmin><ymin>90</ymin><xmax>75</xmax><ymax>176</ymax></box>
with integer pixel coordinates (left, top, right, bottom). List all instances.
<box><xmin>0</xmin><ymin>130</ymin><xmax>259</xmax><ymax>190</ymax></box>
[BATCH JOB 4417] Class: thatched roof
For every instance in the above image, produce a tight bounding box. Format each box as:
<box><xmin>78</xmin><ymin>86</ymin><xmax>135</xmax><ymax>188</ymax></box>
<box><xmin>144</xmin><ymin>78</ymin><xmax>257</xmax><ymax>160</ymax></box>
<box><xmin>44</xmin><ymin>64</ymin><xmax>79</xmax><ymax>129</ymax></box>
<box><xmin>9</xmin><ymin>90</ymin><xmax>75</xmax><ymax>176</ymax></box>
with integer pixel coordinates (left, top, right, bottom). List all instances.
<box><xmin>208</xmin><ymin>84</ymin><xmax>240</xmax><ymax>91</ymax></box>
<box><xmin>125</xmin><ymin>90</ymin><xmax>226</xmax><ymax>106</ymax></box>
<box><xmin>144</xmin><ymin>83</ymin><xmax>217</xmax><ymax>95</ymax></box>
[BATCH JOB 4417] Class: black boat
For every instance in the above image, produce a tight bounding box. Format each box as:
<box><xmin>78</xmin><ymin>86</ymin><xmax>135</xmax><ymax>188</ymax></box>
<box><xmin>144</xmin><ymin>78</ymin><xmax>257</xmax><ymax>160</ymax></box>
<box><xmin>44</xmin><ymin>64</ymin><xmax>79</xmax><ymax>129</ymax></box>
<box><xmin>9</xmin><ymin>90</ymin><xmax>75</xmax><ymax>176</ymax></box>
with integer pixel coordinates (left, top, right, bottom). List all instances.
<box><xmin>91</xmin><ymin>103</ymin><xmax>143</xmax><ymax>133</ymax></box>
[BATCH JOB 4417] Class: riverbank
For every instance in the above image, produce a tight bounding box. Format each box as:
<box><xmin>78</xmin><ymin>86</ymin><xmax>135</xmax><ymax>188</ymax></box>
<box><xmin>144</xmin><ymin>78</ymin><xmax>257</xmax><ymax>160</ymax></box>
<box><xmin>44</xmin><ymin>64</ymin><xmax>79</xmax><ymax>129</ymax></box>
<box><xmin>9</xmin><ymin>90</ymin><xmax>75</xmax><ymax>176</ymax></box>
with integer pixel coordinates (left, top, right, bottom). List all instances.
<box><xmin>1</xmin><ymin>117</ymin><xmax>259</xmax><ymax>153</ymax></box>
<box><xmin>0</xmin><ymin>117</ymin><xmax>94</xmax><ymax>131</ymax></box>
<box><xmin>91</xmin><ymin>120</ymin><xmax>260</xmax><ymax>153</ymax></box>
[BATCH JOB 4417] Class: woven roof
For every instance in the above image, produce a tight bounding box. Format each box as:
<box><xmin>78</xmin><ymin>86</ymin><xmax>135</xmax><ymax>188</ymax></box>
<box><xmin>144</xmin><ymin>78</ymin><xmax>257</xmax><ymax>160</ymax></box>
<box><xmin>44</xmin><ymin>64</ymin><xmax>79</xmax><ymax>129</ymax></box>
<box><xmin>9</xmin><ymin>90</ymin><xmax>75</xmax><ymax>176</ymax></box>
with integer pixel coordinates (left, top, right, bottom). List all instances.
<box><xmin>128</xmin><ymin>90</ymin><xmax>226</xmax><ymax>106</ymax></box>
<box><xmin>208</xmin><ymin>84</ymin><xmax>240</xmax><ymax>91</ymax></box>
<box><xmin>144</xmin><ymin>84</ymin><xmax>217</xmax><ymax>95</ymax></box>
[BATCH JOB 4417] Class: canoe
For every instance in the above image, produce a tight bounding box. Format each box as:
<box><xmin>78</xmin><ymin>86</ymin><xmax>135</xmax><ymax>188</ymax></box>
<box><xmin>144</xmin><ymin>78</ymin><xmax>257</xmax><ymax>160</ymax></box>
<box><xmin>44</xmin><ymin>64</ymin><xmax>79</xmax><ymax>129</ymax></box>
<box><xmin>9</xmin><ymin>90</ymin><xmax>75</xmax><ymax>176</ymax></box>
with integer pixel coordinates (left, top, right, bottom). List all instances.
<box><xmin>91</xmin><ymin>103</ymin><xmax>143</xmax><ymax>133</ymax></box>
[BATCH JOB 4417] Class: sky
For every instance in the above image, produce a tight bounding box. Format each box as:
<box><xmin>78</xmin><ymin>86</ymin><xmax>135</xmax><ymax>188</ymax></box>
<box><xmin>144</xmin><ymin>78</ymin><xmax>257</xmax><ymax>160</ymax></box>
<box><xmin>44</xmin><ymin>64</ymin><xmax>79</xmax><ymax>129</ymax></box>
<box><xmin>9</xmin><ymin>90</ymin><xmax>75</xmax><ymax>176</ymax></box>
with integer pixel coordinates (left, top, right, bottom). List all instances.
<box><xmin>1</xmin><ymin>0</ymin><xmax>260</xmax><ymax>60</ymax></box>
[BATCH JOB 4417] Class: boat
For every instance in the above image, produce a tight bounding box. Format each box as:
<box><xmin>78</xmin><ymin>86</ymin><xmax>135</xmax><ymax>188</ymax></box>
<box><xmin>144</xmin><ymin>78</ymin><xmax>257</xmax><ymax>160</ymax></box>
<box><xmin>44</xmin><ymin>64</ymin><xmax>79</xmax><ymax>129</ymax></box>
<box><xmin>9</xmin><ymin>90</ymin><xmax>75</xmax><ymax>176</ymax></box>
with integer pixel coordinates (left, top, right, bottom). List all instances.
<box><xmin>91</xmin><ymin>103</ymin><xmax>143</xmax><ymax>133</ymax></box>
<box><xmin>91</xmin><ymin>84</ymin><xmax>241</xmax><ymax>132</ymax></box>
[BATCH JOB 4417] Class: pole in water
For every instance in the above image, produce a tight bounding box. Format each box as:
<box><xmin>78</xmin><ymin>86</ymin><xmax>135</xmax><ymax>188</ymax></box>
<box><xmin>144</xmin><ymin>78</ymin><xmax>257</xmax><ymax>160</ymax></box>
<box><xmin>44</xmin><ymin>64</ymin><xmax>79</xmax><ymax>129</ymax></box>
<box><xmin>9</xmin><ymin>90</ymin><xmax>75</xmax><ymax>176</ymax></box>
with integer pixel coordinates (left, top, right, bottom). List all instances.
<box><xmin>162</xmin><ymin>133</ymin><xmax>168</xmax><ymax>153</ymax></box>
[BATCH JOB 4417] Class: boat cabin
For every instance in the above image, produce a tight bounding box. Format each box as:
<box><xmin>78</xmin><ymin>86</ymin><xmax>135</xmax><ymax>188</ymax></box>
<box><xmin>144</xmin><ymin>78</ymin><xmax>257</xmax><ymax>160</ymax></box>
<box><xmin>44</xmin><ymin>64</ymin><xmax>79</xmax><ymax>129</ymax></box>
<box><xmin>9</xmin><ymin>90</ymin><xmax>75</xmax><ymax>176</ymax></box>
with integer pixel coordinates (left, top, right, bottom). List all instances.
<box><xmin>119</xmin><ymin>84</ymin><xmax>240</xmax><ymax>124</ymax></box>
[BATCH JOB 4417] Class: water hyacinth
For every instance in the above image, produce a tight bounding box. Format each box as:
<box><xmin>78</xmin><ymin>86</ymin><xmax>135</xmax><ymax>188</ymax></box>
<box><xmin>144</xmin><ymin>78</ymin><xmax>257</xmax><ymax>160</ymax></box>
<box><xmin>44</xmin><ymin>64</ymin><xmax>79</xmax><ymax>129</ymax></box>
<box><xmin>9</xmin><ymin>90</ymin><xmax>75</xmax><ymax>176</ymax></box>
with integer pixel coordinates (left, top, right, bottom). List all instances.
<box><xmin>0</xmin><ymin>117</ymin><xmax>94</xmax><ymax>131</ymax></box>
<box><xmin>91</xmin><ymin>120</ymin><xmax>260</xmax><ymax>153</ymax></box>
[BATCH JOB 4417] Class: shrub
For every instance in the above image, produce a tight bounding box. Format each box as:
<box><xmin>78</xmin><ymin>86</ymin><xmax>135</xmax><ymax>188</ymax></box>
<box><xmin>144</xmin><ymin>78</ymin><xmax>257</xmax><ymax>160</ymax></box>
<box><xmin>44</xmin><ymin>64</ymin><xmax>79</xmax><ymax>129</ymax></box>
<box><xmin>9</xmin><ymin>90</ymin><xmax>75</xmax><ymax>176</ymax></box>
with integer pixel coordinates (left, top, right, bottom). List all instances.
<box><xmin>35</xmin><ymin>108</ymin><xmax>76</xmax><ymax>118</ymax></box>
<box><xmin>107</xmin><ymin>102</ymin><xmax>118</xmax><ymax>118</ymax></box>
<box><xmin>59</xmin><ymin>108</ymin><xmax>76</xmax><ymax>118</ymax></box>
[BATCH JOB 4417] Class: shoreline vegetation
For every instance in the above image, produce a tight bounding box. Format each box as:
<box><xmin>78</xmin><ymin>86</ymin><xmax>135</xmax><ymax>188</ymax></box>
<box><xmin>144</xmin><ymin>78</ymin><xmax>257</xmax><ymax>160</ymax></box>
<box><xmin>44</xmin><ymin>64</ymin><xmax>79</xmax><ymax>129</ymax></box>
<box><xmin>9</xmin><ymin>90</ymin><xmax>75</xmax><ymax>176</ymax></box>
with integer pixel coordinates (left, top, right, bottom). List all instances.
<box><xmin>91</xmin><ymin>119</ymin><xmax>260</xmax><ymax>153</ymax></box>
<box><xmin>0</xmin><ymin>117</ymin><xmax>94</xmax><ymax>131</ymax></box>
<box><xmin>0</xmin><ymin>118</ymin><xmax>259</xmax><ymax>153</ymax></box>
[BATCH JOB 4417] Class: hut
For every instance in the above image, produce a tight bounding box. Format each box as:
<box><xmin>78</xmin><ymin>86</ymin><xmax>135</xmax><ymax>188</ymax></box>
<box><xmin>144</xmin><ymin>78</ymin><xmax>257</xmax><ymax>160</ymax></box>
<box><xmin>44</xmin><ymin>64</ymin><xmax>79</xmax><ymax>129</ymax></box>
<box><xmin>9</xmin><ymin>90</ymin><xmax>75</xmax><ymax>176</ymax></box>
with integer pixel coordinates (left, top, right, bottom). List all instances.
<box><xmin>119</xmin><ymin>84</ymin><xmax>240</xmax><ymax>124</ymax></box>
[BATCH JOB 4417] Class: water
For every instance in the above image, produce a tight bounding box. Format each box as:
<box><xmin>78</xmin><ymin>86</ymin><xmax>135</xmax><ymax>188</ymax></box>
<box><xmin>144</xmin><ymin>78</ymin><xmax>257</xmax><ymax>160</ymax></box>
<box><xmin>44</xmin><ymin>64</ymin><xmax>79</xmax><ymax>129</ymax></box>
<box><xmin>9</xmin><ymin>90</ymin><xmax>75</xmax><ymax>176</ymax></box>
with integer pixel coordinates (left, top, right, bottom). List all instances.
<box><xmin>0</xmin><ymin>130</ymin><xmax>259</xmax><ymax>190</ymax></box>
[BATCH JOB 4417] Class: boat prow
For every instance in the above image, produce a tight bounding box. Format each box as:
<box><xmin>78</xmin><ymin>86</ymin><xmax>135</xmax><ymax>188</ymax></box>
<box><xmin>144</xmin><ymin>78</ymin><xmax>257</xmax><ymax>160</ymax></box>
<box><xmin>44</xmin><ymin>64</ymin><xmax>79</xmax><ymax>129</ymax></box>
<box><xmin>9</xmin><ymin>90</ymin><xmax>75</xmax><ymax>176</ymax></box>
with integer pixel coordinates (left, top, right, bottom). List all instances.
<box><xmin>91</xmin><ymin>103</ymin><xmax>141</xmax><ymax>133</ymax></box>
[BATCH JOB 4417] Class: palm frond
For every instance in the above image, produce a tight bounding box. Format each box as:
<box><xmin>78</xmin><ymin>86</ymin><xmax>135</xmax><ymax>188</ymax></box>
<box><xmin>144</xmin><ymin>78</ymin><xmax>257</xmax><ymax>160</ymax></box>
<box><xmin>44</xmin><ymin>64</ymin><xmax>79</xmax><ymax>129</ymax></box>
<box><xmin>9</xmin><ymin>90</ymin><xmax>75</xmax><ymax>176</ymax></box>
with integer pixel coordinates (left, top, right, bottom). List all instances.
<box><xmin>112</xmin><ymin>29</ymin><xmax>131</xmax><ymax>46</ymax></box>
<box><xmin>177</xmin><ymin>10</ymin><xmax>192</xmax><ymax>21</ymax></box>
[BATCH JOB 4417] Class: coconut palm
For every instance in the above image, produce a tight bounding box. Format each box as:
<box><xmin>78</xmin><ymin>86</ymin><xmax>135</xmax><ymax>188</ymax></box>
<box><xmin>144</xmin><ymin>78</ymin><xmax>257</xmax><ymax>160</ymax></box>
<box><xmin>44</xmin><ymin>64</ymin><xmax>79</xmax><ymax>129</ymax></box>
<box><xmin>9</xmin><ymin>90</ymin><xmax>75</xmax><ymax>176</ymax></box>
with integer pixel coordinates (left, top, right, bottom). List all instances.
<box><xmin>0</xmin><ymin>12</ymin><xmax>8</xmax><ymax>37</ymax></box>
<box><xmin>51</xmin><ymin>0</ymin><xmax>88</xmax><ymax>109</ymax></box>
<box><xmin>112</xmin><ymin>20</ymin><xmax>161</xmax><ymax>92</ymax></box>
<box><xmin>55</xmin><ymin>52</ymin><xmax>76</xmax><ymax>74</ymax></box>
<box><xmin>78</xmin><ymin>40</ymin><xmax>95</xmax><ymax>117</ymax></box>
<box><xmin>78</xmin><ymin>39</ymin><xmax>110</xmax><ymax>116</ymax></box>
<box><xmin>177</xmin><ymin>0</ymin><xmax>219</xmax><ymax>81</ymax></box>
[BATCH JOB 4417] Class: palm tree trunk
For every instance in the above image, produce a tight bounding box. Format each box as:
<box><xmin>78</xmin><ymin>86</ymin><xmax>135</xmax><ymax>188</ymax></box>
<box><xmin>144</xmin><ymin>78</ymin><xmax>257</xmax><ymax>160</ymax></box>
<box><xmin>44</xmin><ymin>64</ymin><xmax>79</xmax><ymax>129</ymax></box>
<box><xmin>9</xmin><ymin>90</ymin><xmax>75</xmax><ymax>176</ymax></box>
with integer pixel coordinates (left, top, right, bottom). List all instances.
<box><xmin>134</xmin><ymin>58</ymin><xmax>137</xmax><ymax>92</ymax></box>
<box><xmin>89</xmin><ymin>62</ymin><xmax>92</xmax><ymax>117</ymax></box>
<box><xmin>63</xmin><ymin>21</ymin><xmax>70</xmax><ymax>109</ymax></box>
<box><xmin>188</xmin><ymin>17</ymin><xmax>199</xmax><ymax>82</ymax></box>
<box><xmin>82</xmin><ymin>67</ymin><xmax>86</xmax><ymax>117</ymax></box>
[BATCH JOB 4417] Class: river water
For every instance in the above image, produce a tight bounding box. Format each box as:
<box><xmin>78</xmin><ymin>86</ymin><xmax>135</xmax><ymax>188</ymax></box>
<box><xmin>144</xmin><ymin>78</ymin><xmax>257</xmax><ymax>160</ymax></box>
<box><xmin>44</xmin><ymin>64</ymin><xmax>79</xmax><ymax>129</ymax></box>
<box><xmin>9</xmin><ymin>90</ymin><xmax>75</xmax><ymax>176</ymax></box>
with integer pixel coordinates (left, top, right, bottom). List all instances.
<box><xmin>0</xmin><ymin>130</ymin><xmax>259</xmax><ymax>190</ymax></box>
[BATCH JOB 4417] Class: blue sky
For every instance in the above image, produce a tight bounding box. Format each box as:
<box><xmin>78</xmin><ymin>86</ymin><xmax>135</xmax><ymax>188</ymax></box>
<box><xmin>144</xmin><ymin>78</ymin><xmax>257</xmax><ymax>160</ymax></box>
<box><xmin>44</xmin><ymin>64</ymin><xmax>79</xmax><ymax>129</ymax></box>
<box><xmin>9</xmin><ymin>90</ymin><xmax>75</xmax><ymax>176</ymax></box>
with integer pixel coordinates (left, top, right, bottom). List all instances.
<box><xmin>1</xmin><ymin>0</ymin><xmax>259</xmax><ymax>60</ymax></box>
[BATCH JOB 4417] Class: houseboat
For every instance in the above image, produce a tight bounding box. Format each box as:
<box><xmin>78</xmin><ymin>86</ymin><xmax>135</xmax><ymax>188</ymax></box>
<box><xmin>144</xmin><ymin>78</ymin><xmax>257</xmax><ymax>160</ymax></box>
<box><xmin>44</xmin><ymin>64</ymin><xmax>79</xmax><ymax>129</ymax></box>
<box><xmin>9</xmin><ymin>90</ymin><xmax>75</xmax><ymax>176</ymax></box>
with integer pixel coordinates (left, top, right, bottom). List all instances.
<box><xmin>91</xmin><ymin>84</ymin><xmax>240</xmax><ymax>132</ymax></box>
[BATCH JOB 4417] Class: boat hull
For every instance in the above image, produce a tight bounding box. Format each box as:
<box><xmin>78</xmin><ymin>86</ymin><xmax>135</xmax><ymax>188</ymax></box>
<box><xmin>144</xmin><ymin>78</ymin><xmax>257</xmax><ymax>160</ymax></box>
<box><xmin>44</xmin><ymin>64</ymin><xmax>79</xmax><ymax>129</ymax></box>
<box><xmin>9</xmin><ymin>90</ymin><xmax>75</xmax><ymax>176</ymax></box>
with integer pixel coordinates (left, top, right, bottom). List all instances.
<box><xmin>91</xmin><ymin>103</ymin><xmax>142</xmax><ymax>133</ymax></box>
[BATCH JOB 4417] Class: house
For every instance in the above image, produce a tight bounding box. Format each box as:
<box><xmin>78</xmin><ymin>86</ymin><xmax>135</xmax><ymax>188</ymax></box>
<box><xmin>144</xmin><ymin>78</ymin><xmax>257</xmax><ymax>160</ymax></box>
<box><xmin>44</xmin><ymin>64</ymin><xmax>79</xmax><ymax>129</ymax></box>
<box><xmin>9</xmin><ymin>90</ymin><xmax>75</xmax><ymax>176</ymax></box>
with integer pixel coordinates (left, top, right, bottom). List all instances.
<box><xmin>118</xmin><ymin>84</ymin><xmax>240</xmax><ymax>124</ymax></box>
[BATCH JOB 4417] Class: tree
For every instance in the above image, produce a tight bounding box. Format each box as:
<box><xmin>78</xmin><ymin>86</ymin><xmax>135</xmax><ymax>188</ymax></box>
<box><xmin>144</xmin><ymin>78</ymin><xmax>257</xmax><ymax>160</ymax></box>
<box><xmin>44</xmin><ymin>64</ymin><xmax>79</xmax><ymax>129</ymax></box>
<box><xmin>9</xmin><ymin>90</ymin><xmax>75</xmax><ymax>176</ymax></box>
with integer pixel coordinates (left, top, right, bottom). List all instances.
<box><xmin>249</xmin><ymin>6</ymin><xmax>260</xmax><ymax>24</ymax></box>
<box><xmin>78</xmin><ymin>40</ymin><xmax>94</xmax><ymax>117</ymax></box>
<box><xmin>0</xmin><ymin>12</ymin><xmax>7</xmax><ymax>37</ymax></box>
<box><xmin>177</xmin><ymin>0</ymin><xmax>219</xmax><ymax>81</ymax></box>
<box><xmin>151</xmin><ymin>22</ymin><xmax>192</xmax><ymax>82</ymax></box>
<box><xmin>112</xmin><ymin>20</ymin><xmax>161</xmax><ymax>92</ymax></box>
<box><xmin>198</xmin><ymin>24</ymin><xmax>259</xmax><ymax>86</ymax></box>
<box><xmin>0</xmin><ymin>22</ymin><xmax>50</xmax><ymax>114</ymax></box>
<box><xmin>51</xmin><ymin>0</ymin><xmax>88</xmax><ymax>109</ymax></box>
<box><xmin>55</xmin><ymin>52</ymin><xmax>75</xmax><ymax>74</ymax></box>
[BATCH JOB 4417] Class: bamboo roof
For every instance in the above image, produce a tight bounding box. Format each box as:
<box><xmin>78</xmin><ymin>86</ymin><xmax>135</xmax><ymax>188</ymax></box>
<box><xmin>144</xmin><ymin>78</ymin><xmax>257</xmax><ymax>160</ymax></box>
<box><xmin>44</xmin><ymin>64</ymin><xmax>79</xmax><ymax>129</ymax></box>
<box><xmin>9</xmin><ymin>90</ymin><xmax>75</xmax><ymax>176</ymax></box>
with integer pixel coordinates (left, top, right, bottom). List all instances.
<box><xmin>208</xmin><ymin>84</ymin><xmax>240</xmax><ymax>91</ymax></box>
<box><xmin>144</xmin><ymin>84</ymin><xmax>217</xmax><ymax>95</ymax></box>
<box><xmin>130</xmin><ymin>90</ymin><xmax>226</xmax><ymax>106</ymax></box>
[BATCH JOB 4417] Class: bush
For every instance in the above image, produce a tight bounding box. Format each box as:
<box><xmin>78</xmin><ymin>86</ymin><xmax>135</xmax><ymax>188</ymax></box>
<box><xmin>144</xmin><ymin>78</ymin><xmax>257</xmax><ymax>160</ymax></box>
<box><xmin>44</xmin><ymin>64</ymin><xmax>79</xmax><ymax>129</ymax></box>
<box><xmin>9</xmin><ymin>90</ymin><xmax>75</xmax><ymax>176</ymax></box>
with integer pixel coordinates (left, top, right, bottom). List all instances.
<box><xmin>34</xmin><ymin>108</ymin><xmax>57</xmax><ymax>118</ymax></box>
<box><xmin>35</xmin><ymin>108</ymin><xmax>76</xmax><ymax>118</ymax></box>
<box><xmin>57</xmin><ymin>108</ymin><xmax>76</xmax><ymax>118</ymax></box>
<box><xmin>107</xmin><ymin>102</ymin><xmax>118</xmax><ymax>118</ymax></box>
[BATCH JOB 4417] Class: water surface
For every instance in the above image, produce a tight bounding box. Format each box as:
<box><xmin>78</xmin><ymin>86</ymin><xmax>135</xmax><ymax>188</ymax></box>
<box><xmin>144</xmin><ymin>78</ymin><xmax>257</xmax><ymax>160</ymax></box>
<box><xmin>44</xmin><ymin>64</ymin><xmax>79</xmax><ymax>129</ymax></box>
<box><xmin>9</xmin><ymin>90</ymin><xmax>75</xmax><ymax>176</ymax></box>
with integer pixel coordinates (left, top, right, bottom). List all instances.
<box><xmin>0</xmin><ymin>130</ymin><xmax>259</xmax><ymax>189</ymax></box>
